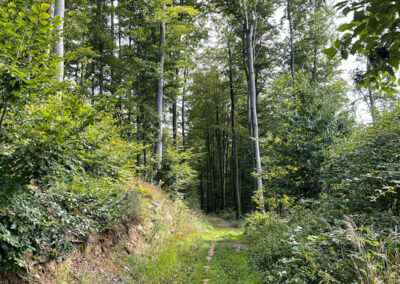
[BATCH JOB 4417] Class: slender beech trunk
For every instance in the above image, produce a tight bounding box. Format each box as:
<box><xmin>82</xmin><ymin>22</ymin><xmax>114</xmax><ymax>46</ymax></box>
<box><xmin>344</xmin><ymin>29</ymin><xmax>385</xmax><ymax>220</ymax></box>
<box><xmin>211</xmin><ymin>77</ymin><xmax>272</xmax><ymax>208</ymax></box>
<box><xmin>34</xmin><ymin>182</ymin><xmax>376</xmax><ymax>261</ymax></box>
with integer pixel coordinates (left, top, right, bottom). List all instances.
<box><xmin>222</xmin><ymin>132</ymin><xmax>228</xmax><ymax>212</ymax></box>
<box><xmin>200</xmin><ymin>173</ymin><xmax>204</xmax><ymax>210</ymax></box>
<box><xmin>215</xmin><ymin>103</ymin><xmax>225</xmax><ymax>211</ymax></box>
<box><xmin>367</xmin><ymin>59</ymin><xmax>376</xmax><ymax>122</ymax></box>
<box><xmin>118</xmin><ymin>11</ymin><xmax>122</xmax><ymax>59</ymax></box>
<box><xmin>207</xmin><ymin>129</ymin><xmax>216</xmax><ymax>212</ymax></box>
<box><xmin>181</xmin><ymin>68</ymin><xmax>188</xmax><ymax>146</ymax></box>
<box><xmin>91</xmin><ymin>64</ymin><xmax>95</xmax><ymax>97</ymax></box>
<box><xmin>173</xmin><ymin>68</ymin><xmax>178</xmax><ymax>145</ymax></box>
<box><xmin>54</xmin><ymin>0</ymin><xmax>64</xmax><ymax>82</ymax></box>
<box><xmin>205</xmin><ymin>161</ymin><xmax>210</xmax><ymax>213</ymax></box>
<box><xmin>155</xmin><ymin>10</ymin><xmax>166</xmax><ymax>170</ymax></box>
<box><xmin>242</xmin><ymin>31</ymin><xmax>257</xmax><ymax>195</ymax></box>
<box><xmin>98</xmin><ymin>0</ymin><xmax>104</xmax><ymax>95</ymax></box>
<box><xmin>110</xmin><ymin>0</ymin><xmax>115</xmax><ymax>90</ymax></box>
<box><xmin>246</xmin><ymin>12</ymin><xmax>265</xmax><ymax>213</ymax></box>
<box><xmin>229</xmin><ymin>43</ymin><xmax>241</xmax><ymax>220</ymax></box>
<box><xmin>137</xmin><ymin>75</ymin><xmax>143</xmax><ymax>167</ymax></box>
<box><xmin>287</xmin><ymin>0</ymin><xmax>295</xmax><ymax>80</ymax></box>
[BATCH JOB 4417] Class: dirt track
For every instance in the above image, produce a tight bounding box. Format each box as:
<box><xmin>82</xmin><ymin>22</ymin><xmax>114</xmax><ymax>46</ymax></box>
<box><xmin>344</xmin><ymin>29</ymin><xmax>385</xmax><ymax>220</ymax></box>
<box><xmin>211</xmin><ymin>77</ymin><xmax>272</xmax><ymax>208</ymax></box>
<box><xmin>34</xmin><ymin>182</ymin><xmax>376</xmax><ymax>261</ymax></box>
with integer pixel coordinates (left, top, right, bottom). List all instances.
<box><xmin>206</xmin><ymin>215</ymin><xmax>234</xmax><ymax>228</ymax></box>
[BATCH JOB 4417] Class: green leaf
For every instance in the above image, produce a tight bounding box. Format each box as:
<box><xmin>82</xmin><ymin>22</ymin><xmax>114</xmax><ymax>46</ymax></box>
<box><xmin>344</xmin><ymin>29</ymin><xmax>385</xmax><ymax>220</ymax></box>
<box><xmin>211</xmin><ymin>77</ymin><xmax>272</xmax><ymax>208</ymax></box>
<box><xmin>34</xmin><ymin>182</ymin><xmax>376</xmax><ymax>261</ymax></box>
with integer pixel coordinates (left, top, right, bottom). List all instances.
<box><xmin>353</xmin><ymin>22</ymin><xmax>367</xmax><ymax>36</ymax></box>
<box><xmin>334</xmin><ymin>39</ymin><xmax>341</xmax><ymax>49</ymax></box>
<box><xmin>341</xmin><ymin>50</ymin><xmax>349</xmax><ymax>59</ymax></box>
<box><xmin>367</xmin><ymin>17</ymin><xmax>378</xmax><ymax>32</ymax></box>
<box><xmin>343</xmin><ymin>7</ymin><xmax>351</xmax><ymax>15</ymax></box>
<box><xmin>353</xmin><ymin>10</ymin><xmax>367</xmax><ymax>22</ymax></box>
<box><xmin>40</xmin><ymin>12</ymin><xmax>50</xmax><ymax>20</ymax></box>
<box><xmin>41</xmin><ymin>3</ymin><xmax>50</xmax><ymax>11</ymax></box>
<box><xmin>337</xmin><ymin>23</ymin><xmax>353</xmax><ymax>32</ymax></box>
<box><xmin>32</xmin><ymin>4</ymin><xmax>39</xmax><ymax>13</ymax></box>
<box><xmin>323</xmin><ymin>47</ymin><xmax>337</xmax><ymax>60</ymax></box>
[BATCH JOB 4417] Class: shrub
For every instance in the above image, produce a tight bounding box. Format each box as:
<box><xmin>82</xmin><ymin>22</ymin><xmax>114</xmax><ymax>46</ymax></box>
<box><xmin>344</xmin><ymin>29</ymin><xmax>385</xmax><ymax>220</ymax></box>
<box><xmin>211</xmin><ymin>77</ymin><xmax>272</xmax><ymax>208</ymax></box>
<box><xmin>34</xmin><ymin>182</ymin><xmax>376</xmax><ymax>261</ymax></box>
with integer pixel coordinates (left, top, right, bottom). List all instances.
<box><xmin>0</xmin><ymin>176</ymin><xmax>128</xmax><ymax>272</ymax></box>
<box><xmin>323</xmin><ymin>102</ymin><xmax>400</xmax><ymax>213</ymax></box>
<box><xmin>244</xmin><ymin>203</ymin><xmax>400</xmax><ymax>283</ymax></box>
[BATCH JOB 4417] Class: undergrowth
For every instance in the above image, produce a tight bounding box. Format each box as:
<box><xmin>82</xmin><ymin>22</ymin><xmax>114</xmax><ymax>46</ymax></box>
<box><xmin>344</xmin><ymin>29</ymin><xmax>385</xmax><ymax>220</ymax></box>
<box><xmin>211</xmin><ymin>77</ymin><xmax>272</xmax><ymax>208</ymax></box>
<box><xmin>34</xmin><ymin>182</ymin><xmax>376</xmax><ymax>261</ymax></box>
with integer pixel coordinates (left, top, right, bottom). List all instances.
<box><xmin>118</xmin><ymin>187</ymin><xmax>204</xmax><ymax>284</ymax></box>
<box><xmin>243</xmin><ymin>201</ymin><xmax>400</xmax><ymax>283</ymax></box>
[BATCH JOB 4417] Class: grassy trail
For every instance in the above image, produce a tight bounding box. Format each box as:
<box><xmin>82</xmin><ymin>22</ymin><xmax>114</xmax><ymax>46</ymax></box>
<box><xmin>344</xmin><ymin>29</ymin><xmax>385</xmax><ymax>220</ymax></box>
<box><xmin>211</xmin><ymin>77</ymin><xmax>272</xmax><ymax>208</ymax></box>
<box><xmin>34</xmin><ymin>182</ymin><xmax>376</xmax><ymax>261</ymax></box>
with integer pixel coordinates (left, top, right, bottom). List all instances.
<box><xmin>189</xmin><ymin>216</ymin><xmax>262</xmax><ymax>284</ymax></box>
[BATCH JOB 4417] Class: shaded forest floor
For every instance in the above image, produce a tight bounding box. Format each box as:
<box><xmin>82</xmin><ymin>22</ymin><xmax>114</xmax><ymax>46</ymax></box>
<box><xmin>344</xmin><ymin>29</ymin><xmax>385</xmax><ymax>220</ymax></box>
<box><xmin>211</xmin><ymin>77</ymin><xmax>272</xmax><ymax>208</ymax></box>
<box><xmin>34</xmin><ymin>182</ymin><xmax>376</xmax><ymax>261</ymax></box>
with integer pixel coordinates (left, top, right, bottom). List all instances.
<box><xmin>190</xmin><ymin>216</ymin><xmax>262</xmax><ymax>284</ymax></box>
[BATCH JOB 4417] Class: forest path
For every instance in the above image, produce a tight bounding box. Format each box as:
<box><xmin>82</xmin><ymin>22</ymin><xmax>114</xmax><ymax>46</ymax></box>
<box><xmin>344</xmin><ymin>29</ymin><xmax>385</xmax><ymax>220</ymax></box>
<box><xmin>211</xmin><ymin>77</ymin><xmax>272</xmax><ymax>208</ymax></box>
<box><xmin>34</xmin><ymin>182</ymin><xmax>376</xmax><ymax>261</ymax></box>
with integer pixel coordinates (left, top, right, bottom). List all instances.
<box><xmin>189</xmin><ymin>216</ymin><xmax>261</xmax><ymax>284</ymax></box>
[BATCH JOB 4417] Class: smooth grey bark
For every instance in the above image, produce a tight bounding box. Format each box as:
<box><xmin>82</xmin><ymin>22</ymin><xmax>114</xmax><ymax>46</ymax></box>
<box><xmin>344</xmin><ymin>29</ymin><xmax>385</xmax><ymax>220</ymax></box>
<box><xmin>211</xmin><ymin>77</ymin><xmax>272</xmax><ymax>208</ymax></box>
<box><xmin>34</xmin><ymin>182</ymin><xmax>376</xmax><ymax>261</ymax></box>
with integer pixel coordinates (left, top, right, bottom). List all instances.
<box><xmin>98</xmin><ymin>0</ymin><xmax>104</xmax><ymax>95</ymax></box>
<box><xmin>137</xmin><ymin>75</ymin><xmax>142</xmax><ymax>167</ymax></box>
<box><xmin>222</xmin><ymin>132</ymin><xmax>228</xmax><ymax>212</ymax></box>
<box><xmin>155</xmin><ymin>14</ymin><xmax>166</xmax><ymax>170</ymax></box>
<box><xmin>246</xmin><ymin>12</ymin><xmax>265</xmax><ymax>213</ymax></box>
<box><xmin>241</xmin><ymin>32</ymin><xmax>257</xmax><ymax>194</ymax></box>
<box><xmin>215</xmin><ymin>95</ymin><xmax>225</xmax><ymax>211</ymax></box>
<box><xmin>228</xmin><ymin>41</ymin><xmax>241</xmax><ymax>220</ymax></box>
<box><xmin>367</xmin><ymin>59</ymin><xmax>376</xmax><ymax>122</ymax></box>
<box><xmin>111</xmin><ymin>0</ymin><xmax>115</xmax><ymax>90</ymax></box>
<box><xmin>287</xmin><ymin>0</ymin><xmax>295</xmax><ymax>80</ymax></box>
<box><xmin>173</xmin><ymin>68</ymin><xmax>178</xmax><ymax>145</ymax></box>
<box><xmin>200</xmin><ymin>172</ymin><xmax>204</xmax><ymax>210</ymax></box>
<box><xmin>181</xmin><ymin>68</ymin><xmax>188</xmax><ymax>146</ymax></box>
<box><xmin>54</xmin><ymin>0</ymin><xmax>65</xmax><ymax>82</ymax></box>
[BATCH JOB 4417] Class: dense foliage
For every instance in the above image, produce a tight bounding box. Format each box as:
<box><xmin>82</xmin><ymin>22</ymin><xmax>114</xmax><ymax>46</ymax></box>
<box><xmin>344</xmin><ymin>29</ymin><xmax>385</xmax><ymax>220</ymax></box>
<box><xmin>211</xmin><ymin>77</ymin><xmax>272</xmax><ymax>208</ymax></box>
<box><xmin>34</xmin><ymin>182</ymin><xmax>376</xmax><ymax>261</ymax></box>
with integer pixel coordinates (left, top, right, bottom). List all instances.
<box><xmin>1</xmin><ymin>0</ymin><xmax>400</xmax><ymax>282</ymax></box>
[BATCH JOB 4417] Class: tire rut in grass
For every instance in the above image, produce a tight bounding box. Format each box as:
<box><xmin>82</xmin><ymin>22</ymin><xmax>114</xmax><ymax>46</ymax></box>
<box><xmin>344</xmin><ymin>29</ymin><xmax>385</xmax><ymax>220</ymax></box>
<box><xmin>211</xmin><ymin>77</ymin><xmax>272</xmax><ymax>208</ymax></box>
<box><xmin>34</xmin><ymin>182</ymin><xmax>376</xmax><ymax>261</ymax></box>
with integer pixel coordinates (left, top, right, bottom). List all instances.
<box><xmin>203</xmin><ymin>241</ymin><xmax>217</xmax><ymax>283</ymax></box>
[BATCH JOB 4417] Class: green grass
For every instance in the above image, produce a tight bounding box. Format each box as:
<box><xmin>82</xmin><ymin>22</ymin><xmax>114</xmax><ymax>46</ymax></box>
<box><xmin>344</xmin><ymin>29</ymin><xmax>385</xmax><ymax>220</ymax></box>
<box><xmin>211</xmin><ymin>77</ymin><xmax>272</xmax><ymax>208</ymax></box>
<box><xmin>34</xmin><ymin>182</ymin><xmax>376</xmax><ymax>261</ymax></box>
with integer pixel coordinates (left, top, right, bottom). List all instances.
<box><xmin>207</xmin><ymin>243</ymin><xmax>261</xmax><ymax>284</ymax></box>
<box><xmin>117</xmin><ymin>213</ymin><xmax>263</xmax><ymax>284</ymax></box>
<box><xmin>189</xmin><ymin>218</ymin><xmax>263</xmax><ymax>284</ymax></box>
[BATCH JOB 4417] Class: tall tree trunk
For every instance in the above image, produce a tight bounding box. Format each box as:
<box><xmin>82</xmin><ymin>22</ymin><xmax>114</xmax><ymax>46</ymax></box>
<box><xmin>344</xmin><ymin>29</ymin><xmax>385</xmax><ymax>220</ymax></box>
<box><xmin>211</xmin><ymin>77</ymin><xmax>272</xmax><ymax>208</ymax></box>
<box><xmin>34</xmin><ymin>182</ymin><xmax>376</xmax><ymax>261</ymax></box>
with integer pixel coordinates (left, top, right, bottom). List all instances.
<box><xmin>242</xmin><ymin>32</ymin><xmax>257</xmax><ymax>195</ymax></box>
<box><xmin>155</xmin><ymin>11</ymin><xmax>166</xmax><ymax>170</ymax></box>
<box><xmin>200</xmin><ymin>172</ymin><xmax>204</xmax><ymax>210</ymax></box>
<box><xmin>137</xmin><ymin>76</ymin><xmax>143</xmax><ymax>167</ymax></box>
<box><xmin>205</xmin><ymin>160</ymin><xmax>210</xmax><ymax>213</ymax></box>
<box><xmin>229</xmin><ymin>43</ymin><xmax>241</xmax><ymax>220</ymax></box>
<box><xmin>98</xmin><ymin>0</ymin><xmax>104</xmax><ymax>95</ymax></box>
<box><xmin>215</xmin><ymin>103</ymin><xmax>225</xmax><ymax>211</ymax></box>
<box><xmin>222</xmin><ymin>132</ymin><xmax>228</xmax><ymax>212</ymax></box>
<box><xmin>181</xmin><ymin>68</ymin><xmax>188</xmax><ymax>146</ymax></box>
<box><xmin>287</xmin><ymin>0</ymin><xmax>295</xmax><ymax>80</ymax></box>
<box><xmin>173</xmin><ymin>67</ymin><xmax>178</xmax><ymax>145</ymax></box>
<box><xmin>54</xmin><ymin>0</ymin><xmax>65</xmax><ymax>82</ymax></box>
<box><xmin>246</xmin><ymin>12</ymin><xmax>265</xmax><ymax>213</ymax></box>
<box><xmin>367</xmin><ymin>58</ymin><xmax>376</xmax><ymax>122</ymax></box>
<box><xmin>110</xmin><ymin>0</ymin><xmax>115</xmax><ymax>91</ymax></box>
<box><xmin>118</xmin><ymin>9</ymin><xmax>122</xmax><ymax>59</ymax></box>
<box><xmin>207</xmin><ymin>129</ymin><xmax>216</xmax><ymax>212</ymax></box>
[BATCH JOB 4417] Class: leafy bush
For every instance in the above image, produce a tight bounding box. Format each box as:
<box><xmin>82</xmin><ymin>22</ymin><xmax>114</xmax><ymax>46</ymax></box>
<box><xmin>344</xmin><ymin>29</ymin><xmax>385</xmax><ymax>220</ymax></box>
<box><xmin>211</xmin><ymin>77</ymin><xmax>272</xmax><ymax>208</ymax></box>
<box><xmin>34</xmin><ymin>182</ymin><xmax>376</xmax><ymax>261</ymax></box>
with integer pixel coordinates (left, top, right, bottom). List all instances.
<box><xmin>244</xmin><ymin>203</ymin><xmax>400</xmax><ymax>283</ymax></box>
<box><xmin>0</xmin><ymin>93</ymin><xmax>141</xmax><ymax>195</ymax></box>
<box><xmin>323</xmin><ymin>102</ymin><xmax>400</xmax><ymax>212</ymax></box>
<box><xmin>244</xmin><ymin>210</ymin><xmax>353</xmax><ymax>283</ymax></box>
<box><xmin>0</xmin><ymin>176</ymin><xmax>132</xmax><ymax>273</ymax></box>
<box><xmin>260</xmin><ymin>74</ymin><xmax>353</xmax><ymax>198</ymax></box>
<box><xmin>155</xmin><ymin>132</ymin><xmax>197</xmax><ymax>201</ymax></box>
